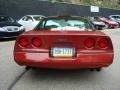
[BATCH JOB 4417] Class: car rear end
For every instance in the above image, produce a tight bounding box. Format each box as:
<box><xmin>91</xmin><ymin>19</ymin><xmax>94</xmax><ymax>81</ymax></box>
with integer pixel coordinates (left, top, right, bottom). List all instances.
<box><xmin>14</xmin><ymin>31</ymin><xmax>114</xmax><ymax>69</ymax></box>
<box><xmin>14</xmin><ymin>16</ymin><xmax>114</xmax><ymax>69</ymax></box>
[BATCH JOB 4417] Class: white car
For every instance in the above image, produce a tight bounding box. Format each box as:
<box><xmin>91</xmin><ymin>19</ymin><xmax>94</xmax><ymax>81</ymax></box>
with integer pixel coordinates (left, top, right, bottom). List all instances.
<box><xmin>89</xmin><ymin>17</ymin><xmax>107</xmax><ymax>30</ymax></box>
<box><xmin>18</xmin><ymin>15</ymin><xmax>45</xmax><ymax>31</ymax></box>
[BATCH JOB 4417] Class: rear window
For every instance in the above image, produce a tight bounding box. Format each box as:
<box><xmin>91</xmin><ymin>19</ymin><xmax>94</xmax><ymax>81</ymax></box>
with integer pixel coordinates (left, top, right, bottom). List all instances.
<box><xmin>35</xmin><ymin>17</ymin><xmax>95</xmax><ymax>31</ymax></box>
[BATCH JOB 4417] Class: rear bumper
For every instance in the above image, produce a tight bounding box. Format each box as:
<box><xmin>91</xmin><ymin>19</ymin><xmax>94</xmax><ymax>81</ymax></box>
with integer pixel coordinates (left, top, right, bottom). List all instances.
<box><xmin>14</xmin><ymin>51</ymin><xmax>114</xmax><ymax>69</ymax></box>
<box><xmin>0</xmin><ymin>30</ymin><xmax>25</xmax><ymax>38</ymax></box>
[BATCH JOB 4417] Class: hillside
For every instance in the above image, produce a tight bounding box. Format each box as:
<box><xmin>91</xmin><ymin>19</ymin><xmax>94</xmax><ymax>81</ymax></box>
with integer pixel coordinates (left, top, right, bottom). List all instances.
<box><xmin>50</xmin><ymin>0</ymin><xmax>120</xmax><ymax>9</ymax></box>
<box><xmin>1</xmin><ymin>0</ymin><xmax>120</xmax><ymax>9</ymax></box>
<box><xmin>0</xmin><ymin>0</ymin><xmax>120</xmax><ymax>19</ymax></box>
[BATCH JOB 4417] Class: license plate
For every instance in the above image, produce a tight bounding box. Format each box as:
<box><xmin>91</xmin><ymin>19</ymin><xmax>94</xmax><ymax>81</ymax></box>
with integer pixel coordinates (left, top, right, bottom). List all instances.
<box><xmin>51</xmin><ymin>47</ymin><xmax>75</xmax><ymax>58</ymax></box>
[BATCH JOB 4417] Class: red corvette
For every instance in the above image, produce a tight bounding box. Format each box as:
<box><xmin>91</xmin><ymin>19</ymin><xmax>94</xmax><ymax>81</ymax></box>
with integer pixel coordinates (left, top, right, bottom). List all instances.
<box><xmin>94</xmin><ymin>16</ymin><xmax>118</xmax><ymax>29</ymax></box>
<box><xmin>14</xmin><ymin>16</ymin><xmax>114</xmax><ymax>71</ymax></box>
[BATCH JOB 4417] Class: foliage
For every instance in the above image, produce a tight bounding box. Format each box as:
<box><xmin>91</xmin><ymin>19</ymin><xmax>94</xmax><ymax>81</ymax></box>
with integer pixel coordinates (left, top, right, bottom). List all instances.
<box><xmin>53</xmin><ymin>0</ymin><xmax>120</xmax><ymax>9</ymax></box>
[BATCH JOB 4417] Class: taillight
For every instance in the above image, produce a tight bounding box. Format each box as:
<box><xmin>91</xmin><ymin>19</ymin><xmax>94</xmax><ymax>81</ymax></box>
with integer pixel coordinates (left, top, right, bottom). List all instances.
<box><xmin>84</xmin><ymin>38</ymin><xmax>95</xmax><ymax>49</ymax></box>
<box><xmin>98</xmin><ymin>38</ymin><xmax>109</xmax><ymax>49</ymax></box>
<box><xmin>19</xmin><ymin>37</ymin><xmax>29</xmax><ymax>47</ymax></box>
<box><xmin>32</xmin><ymin>37</ymin><xmax>42</xmax><ymax>47</ymax></box>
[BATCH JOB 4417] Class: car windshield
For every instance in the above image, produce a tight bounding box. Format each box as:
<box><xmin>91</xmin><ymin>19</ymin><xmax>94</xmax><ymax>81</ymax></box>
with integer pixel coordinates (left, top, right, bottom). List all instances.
<box><xmin>33</xmin><ymin>16</ymin><xmax>44</xmax><ymax>21</ymax></box>
<box><xmin>0</xmin><ymin>16</ymin><xmax>14</xmax><ymax>22</ymax></box>
<box><xmin>35</xmin><ymin>17</ymin><xmax>94</xmax><ymax>31</ymax></box>
<box><xmin>112</xmin><ymin>16</ymin><xmax>120</xmax><ymax>20</ymax></box>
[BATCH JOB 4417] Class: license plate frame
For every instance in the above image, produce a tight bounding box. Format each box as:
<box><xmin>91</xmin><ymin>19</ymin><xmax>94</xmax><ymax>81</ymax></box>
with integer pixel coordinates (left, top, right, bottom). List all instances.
<box><xmin>51</xmin><ymin>47</ymin><xmax>76</xmax><ymax>58</ymax></box>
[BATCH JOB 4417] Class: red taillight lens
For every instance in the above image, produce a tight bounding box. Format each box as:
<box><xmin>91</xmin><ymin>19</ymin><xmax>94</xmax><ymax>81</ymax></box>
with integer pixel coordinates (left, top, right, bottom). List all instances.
<box><xmin>98</xmin><ymin>38</ymin><xmax>109</xmax><ymax>49</ymax></box>
<box><xmin>32</xmin><ymin>37</ymin><xmax>42</xmax><ymax>47</ymax></box>
<box><xmin>19</xmin><ymin>37</ymin><xmax>29</xmax><ymax>47</ymax></box>
<box><xmin>84</xmin><ymin>38</ymin><xmax>95</xmax><ymax>48</ymax></box>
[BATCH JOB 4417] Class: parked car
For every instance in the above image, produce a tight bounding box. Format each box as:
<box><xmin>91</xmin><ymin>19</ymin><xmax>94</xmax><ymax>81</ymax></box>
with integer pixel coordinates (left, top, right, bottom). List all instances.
<box><xmin>14</xmin><ymin>16</ymin><xmax>114</xmax><ymax>71</ymax></box>
<box><xmin>108</xmin><ymin>15</ymin><xmax>120</xmax><ymax>27</ymax></box>
<box><xmin>0</xmin><ymin>15</ymin><xmax>25</xmax><ymax>39</ymax></box>
<box><xmin>88</xmin><ymin>17</ymin><xmax>107</xmax><ymax>30</ymax></box>
<box><xmin>94</xmin><ymin>16</ymin><xmax>118</xmax><ymax>29</ymax></box>
<box><xmin>18</xmin><ymin>15</ymin><xmax>45</xmax><ymax>31</ymax></box>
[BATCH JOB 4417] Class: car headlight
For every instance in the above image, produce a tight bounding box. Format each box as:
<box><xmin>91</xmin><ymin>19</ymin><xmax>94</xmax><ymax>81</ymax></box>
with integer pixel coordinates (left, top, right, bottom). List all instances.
<box><xmin>2</xmin><ymin>26</ymin><xmax>19</xmax><ymax>32</ymax></box>
<box><xmin>0</xmin><ymin>27</ymin><xmax>6</xmax><ymax>32</ymax></box>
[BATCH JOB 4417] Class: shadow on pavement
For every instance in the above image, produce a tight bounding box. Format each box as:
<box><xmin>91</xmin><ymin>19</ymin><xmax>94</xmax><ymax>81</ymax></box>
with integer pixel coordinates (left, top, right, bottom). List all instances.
<box><xmin>0</xmin><ymin>38</ymin><xmax>16</xmax><ymax>42</ymax></box>
<box><xmin>27</xmin><ymin>68</ymin><xmax>104</xmax><ymax>81</ymax></box>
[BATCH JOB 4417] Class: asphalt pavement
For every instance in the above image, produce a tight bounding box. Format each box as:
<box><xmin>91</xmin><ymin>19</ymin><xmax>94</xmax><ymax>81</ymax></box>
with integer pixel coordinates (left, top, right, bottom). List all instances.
<box><xmin>0</xmin><ymin>28</ymin><xmax>120</xmax><ymax>90</ymax></box>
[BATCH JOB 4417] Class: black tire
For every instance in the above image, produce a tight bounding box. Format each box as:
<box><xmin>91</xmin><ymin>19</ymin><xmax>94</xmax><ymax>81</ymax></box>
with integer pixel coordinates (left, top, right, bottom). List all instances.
<box><xmin>25</xmin><ymin>66</ymin><xmax>31</xmax><ymax>70</ymax></box>
<box><xmin>90</xmin><ymin>68</ymin><xmax>94</xmax><ymax>71</ymax></box>
<box><xmin>96</xmin><ymin>68</ymin><xmax>102</xmax><ymax>72</ymax></box>
<box><xmin>89</xmin><ymin>68</ymin><xmax>102</xmax><ymax>72</ymax></box>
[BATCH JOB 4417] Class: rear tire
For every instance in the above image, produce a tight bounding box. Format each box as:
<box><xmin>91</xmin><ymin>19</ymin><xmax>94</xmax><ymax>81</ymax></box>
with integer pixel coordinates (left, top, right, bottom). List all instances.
<box><xmin>25</xmin><ymin>66</ymin><xmax>37</xmax><ymax>70</ymax></box>
<box><xmin>25</xmin><ymin>66</ymin><xmax>31</xmax><ymax>70</ymax></box>
<box><xmin>89</xmin><ymin>68</ymin><xmax>102</xmax><ymax>72</ymax></box>
<box><xmin>96</xmin><ymin>68</ymin><xmax>102</xmax><ymax>72</ymax></box>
